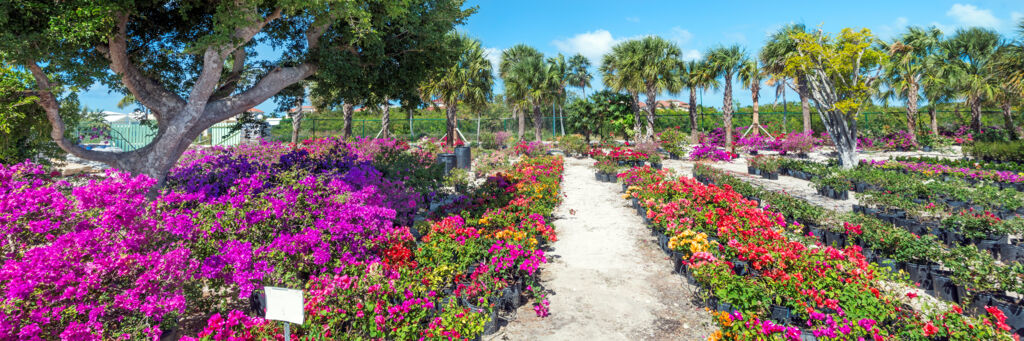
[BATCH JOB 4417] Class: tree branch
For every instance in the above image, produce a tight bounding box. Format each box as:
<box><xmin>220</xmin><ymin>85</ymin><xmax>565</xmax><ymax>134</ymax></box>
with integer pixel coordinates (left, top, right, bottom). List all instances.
<box><xmin>210</xmin><ymin>48</ymin><xmax>248</xmax><ymax>100</ymax></box>
<box><xmin>102</xmin><ymin>13</ymin><xmax>185</xmax><ymax>121</ymax></box>
<box><xmin>26</xmin><ymin>61</ymin><xmax>123</xmax><ymax>164</ymax></box>
<box><xmin>203</xmin><ymin>63</ymin><xmax>318</xmax><ymax>124</ymax></box>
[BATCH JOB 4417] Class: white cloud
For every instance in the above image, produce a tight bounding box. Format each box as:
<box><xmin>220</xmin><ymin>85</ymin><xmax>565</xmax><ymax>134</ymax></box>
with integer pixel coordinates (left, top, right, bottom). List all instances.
<box><xmin>877</xmin><ymin>17</ymin><xmax>909</xmax><ymax>39</ymax></box>
<box><xmin>947</xmin><ymin>3</ymin><xmax>1000</xmax><ymax>28</ymax></box>
<box><xmin>670</xmin><ymin>27</ymin><xmax>693</xmax><ymax>45</ymax></box>
<box><xmin>482</xmin><ymin>47</ymin><xmax>502</xmax><ymax>77</ymax></box>
<box><xmin>552</xmin><ymin>29</ymin><xmax>620</xmax><ymax>62</ymax></box>
<box><xmin>929</xmin><ymin>21</ymin><xmax>955</xmax><ymax>35</ymax></box>
<box><xmin>1012</xmin><ymin>12</ymin><xmax>1023</xmax><ymax>24</ymax></box>
<box><xmin>626</xmin><ymin>16</ymin><xmax>640</xmax><ymax>23</ymax></box>
<box><xmin>682</xmin><ymin>49</ymin><xmax>702</xmax><ymax>61</ymax></box>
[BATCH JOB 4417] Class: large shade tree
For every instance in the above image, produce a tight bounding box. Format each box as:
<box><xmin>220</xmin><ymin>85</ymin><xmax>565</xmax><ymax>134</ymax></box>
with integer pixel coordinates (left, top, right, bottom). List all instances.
<box><xmin>0</xmin><ymin>0</ymin><xmax>472</xmax><ymax>185</ymax></box>
<box><xmin>600</xmin><ymin>36</ymin><xmax>682</xmax><ymax>141</ymax></box>
<box><xmin>500</xmin><ymin>44</ymin><xmax>548</xmax><ymax>141</ymax></box>
<box><xmin>879</xmin><ymin>26</ymin><xmax>942</xmax><ymax>144</ymax></box>
<box><xmin>420</xmin><ymin>33</ymin><xmax>494</xmax><ymax>147</ymax></box>
<box><xmin>786</xmin><ymin>28</ymin><xmax>887</xmax><ymax>169</ymax></box>
<box><xmin>762</xmin><ymin>24</ymin><xmax>813</xmax><ymax>133</ymax></box>
<box><xmin>706</xmin><ymin>45</ymin><xmax>748</xmax><ymax>148</ymax></box>
<box><xmin>943</xmin><ymin>27</ymin><xmax>1003</xmax><ymax>134</ymax></box>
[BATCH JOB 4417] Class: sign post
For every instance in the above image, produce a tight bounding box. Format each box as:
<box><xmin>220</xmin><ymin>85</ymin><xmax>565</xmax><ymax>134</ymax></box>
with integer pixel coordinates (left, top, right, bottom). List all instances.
<box><xmin>264</xmin><ymin>286</ymin><xmax>304</xmax><ymax>340</ymax></box>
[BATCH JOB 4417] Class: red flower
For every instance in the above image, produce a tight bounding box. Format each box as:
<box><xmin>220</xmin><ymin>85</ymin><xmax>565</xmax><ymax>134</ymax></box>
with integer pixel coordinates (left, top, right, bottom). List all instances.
<box><xmin>923</xmin><ymin>322</ymin><xmax>938</xmax><ymax>336</ymax></box>
<box><xmin>906</xmin><ymin>292</ymin><xmax>918</xmax><ymax>299</ymax></box>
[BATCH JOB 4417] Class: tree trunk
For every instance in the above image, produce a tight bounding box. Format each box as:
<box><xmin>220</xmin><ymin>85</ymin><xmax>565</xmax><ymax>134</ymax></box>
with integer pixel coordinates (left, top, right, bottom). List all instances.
<box><xmin>969</xmin><ymin>96</ymin><xmax>982</xmax><ymax>134</ymax></box>
<box><xmin>798</xmin><ymin>76</ymin><xmax>811</xmax><ymax>133</ymax></box>
<box><xmin>1002</xmin><ymin>100</ymin><xmax>1019</xmax><ymax>140</ymax></box>
<box><xmin>928</xmin><ymin>106</ymin><xmax>938</xmax><ymax>136</ymax></box>
<box><xmin>290</xmin><ymin>95</ymin><xmax>304</xmax><ymax>147</ymax></box>
<box><xmin>380</xmin><ymin>101</ymin><xmax>391</xmax><ymax>139</ymax></box>
<box><xmin>445</xmin><ymin>102</ymin><xmax>457</xmax><ymax>147</ymax></box>
<box><xmin>645</xmin><ymin>87</ymin><xmax>657</xmax><ymax>142</ymax></box>
<box><xmin>407</xmin><ymin>108</ymin><xmax>415</xmax><ymax>139</ymax></box>
<box><xmin>342</xmin><ymin>103</ymin><xmax>354</xmax><ymax>138</ymax></box>
<box><xmin>533</xmin><ymin>104</ymin><xmax>542</xmax><ymax>142</ymax></box>
<box><xmin>629</xmin><ymin>91</ymin><xmax>642</xmax><ymax>142</ymax></box>
<box><xmin>905</xmin><ymin>81</ymin><xmax>919</xmax><ymax>145</ymax></box>
<box><xmin>688</xmin><ymin>87</ymin><xmax>699</xmax><ymax>143</ymax></box>
<box><xmin>517</xmin><ymin>107</ymin><xmax>525</xmax><ymax>141</ymax></box>
<box><xmin>290</xmin><ymin>111</ymin><xmax>304</xmax><ymax>147</ymax></box>
<box><xmin>723</xmin><ymin>75</ymin><xmax>734</xmax><ymax>149</ymax></box>
<box><xmin>953</xmin><ymin>105</ymin><xmax>964</xmax><ymax>125</ymax></box>
<box><xmin>751</xmin><ymin>83</ymin><xmax>760</xmax><ymax>136</ymax></box>
<box><xmin>804</xmin><ymin>71</ymin><xmax>858</xmax><ymax>169</ymax></box>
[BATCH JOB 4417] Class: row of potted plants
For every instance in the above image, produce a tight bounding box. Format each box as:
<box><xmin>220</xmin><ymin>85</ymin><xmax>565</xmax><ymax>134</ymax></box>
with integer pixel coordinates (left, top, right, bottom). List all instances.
<box><xmin>747</xmin><ymin>155</ymin><xmax>782</xmax><ymax>180</ymax></box>
<box><xmin>893</xmin><ymin>155</ymin><xmax>1024</xmax><ymax>173</ymax></box>
<box><xmin>691</xmin><ymin>165</ymin><xmax>1024</xmax><ymax>337</ymax></box>
<box><xmin>865</xmin><ymin>159</ymin><xmax>1024</xmax><ymax>191</ymax></box>
<box><xmin>617</xmin><ymin>165</ymin><xmax>1016</xmax><ymax>340</ymax></box>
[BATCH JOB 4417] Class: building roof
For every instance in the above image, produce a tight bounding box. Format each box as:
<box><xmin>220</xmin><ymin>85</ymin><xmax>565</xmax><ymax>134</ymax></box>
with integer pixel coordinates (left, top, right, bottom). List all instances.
<box><xmin>637</xmin><ymin>99</ymin><xmax>689</xmax><ymax>110</ymax></box>
<box><xmin>288</xmin><ymin>105</ymin><xmax>316</xmax><ymax>113</ymax></box>
<box><xmin>246</xmin><ymin>108</ymin><xmax>265</xmax><ymax>114</ymax></box>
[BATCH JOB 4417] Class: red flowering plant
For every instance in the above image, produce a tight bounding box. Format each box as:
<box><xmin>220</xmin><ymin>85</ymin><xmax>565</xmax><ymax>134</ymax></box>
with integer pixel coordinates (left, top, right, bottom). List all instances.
<box><xmin>624</xmin><ymin>165</ymin><xmax>1016</xmax><ymax>339</ymax></box>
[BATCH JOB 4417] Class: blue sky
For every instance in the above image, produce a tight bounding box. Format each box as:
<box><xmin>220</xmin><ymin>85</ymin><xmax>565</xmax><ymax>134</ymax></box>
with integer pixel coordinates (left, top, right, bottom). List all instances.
<box><xmin>81</xmin><ymin>1</ymin><xmax>1024</xmax><ymax>114</ymax></box>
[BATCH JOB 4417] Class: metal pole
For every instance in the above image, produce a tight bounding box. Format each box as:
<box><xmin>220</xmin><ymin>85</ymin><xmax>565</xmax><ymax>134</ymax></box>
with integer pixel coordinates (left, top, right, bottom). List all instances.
<box><xmin>283</xmin><ymin>323</ymin><xmax>290</xmax><ymax>340</ymax></box>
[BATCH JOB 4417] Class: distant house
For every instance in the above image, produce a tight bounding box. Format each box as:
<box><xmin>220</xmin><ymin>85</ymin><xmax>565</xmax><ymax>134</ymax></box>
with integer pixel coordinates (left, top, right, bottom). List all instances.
<box><xmin>637</xmin><ymin>99</ymin><xmax>690</xmax><ymax>111</ymax></box>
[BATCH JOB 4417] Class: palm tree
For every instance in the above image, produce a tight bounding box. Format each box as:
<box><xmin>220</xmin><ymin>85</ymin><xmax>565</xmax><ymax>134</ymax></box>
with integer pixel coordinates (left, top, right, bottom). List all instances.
<box><xmin>681</xmin><ymin>60</ymin><xmax>720</xmax><ymax>140</ymax></box>
<box><xmin>546</xmin><ymin>53</ymin><xmax>569</xmax><ymax>136</ymax></box>
<box><xmin>500</xmin><ymin>44</ymin><xmax>547</xmax><ymax>141</ymax></box>
<box><xmin>919</xmin><ymin>53</ymin><xmax>955</xmax><ymax>136</ymax></box>
<box><xmin>737</xmin><ymin>60</ymin><xmax>764</xmax><ymax>136</ymax></box>
<box><xmin>880</xmin><ymin>26</ymin><xmax>942</xmax><ymax>144</ymax></box>
<box><xmin>761</xmin><ymin>24</ymin><xmax>812</xmax><ymax>133</ymax></box>
<box><xmin>706</xmin><ymin>45</ymin><xmax>748</xmax><ymax>148</ymax></box>
<box><xmin>600</xmin><ymin>39</ymin><xmax>645</xmax><ymax>142</ymax></box>
<box><xmin>602</xmin><ymin>36</ymin><xmax>683</xmax><ymax>141</ymax></box>
<box><xmin>566</xmin><ymin>53</ymin><xmax>593</xmax><ymax>97</ymax></box>
<box><xmin>421</xmin><ymin>34</ymin><xmax>494</xmax><ymax>147</ymax></box>
<box><xmin>994</xmin><ymin>19</ymin><xmax>1024</xmax><ymax>137</ymax></box>
<box><xmin>943</xmin><ymin>27</ymin><xmax>1003</xmax><ymax>134</ymax></box>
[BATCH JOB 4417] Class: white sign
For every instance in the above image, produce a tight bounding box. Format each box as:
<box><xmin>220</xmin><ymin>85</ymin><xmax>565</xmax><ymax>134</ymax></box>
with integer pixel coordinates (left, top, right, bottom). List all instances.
<box><xmin>264</xmin><ymin>286</ymin><xmax>304</xmax><ymax>325</ymax></box>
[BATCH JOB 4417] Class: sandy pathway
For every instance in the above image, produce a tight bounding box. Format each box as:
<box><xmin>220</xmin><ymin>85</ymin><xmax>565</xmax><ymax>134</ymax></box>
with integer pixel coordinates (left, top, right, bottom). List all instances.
<box><xmin>498</xmin><ymin>157</ymin><xmax>713</xmax><ymax>341</ymax></box>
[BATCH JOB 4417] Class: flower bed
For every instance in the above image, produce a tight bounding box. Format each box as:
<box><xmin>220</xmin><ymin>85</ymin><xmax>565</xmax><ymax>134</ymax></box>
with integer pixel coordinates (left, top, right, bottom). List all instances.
<box><xmin>0</xmin><ymin>138</ymin><xmax>564</xmax><ymax>340</ymax></box>
<box><xmin>619</xmin><ymin>165</ymin><xmax>1016</xmax><ymax>340</ymax></box>
<box><xmin>693</xmin><ymin>165</ymin><xmax>1024</xmax><ymax>338</ymax></box>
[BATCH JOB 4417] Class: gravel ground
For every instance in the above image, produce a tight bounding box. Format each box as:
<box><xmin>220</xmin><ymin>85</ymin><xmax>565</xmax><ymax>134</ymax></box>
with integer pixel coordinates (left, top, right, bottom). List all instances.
<box><xmin>498</xmin><ymin>157</ymin><xmax>714</xmax><ymax>341</ymax></box>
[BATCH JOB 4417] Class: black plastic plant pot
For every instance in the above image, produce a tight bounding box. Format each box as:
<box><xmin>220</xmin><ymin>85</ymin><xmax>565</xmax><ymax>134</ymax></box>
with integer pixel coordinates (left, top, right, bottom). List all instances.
<box><xmin>767</xmin><ymin>172</ymin><xmax>779</xmax><ymax>180</ymax></box>
<box><xmin>652</xmin><ymin>163</ymin><xmax>663</xmax><ymax>170</ymax></box>
<box><xmin>462</xmin><ymin>297</ymin><xmax>499</xmax><ymax>335</ymax></box>
<box><xmin>1001</xmin><ymin>244</ymin><xmax>1021</xmax><ymax>263</ymax></box>
<box><xmin>595</xmin><ymin>172</ymin><xmax>602</xmax><ymax>181</ymax></box>
<box><xmin>770</xmin><ymin>305</ymin><xmax>792</xmax><ymax>324</ymax></box>
<box><xmin>717</xmin><ymin>301</ymin><xmax>733</xmax><ymax>313</ymax></box>
<box><xmin>454</xmin><ymin>146</ymin><xmax>472</xmax><ymax>170</ymax></box>
<box><xmin>733</xmin><ymin>260</ymin><xmax>749</xmax><ymax>276</ymax></box>
<box><xmin>837</xmin><ymin>190</ymin><xmax>849</xmax><ymax>200</ymax></box>
<box><xmin>748</xmin><ymin>166</ymin><xmax>757</xmax><ymax>175</ymax></box>
<box><xmin>799</xmin><ymin>329</ymin><xmax>818</xmax><ymax>341</ymax></box>
<box><xmin>622</xmin><ymin>183</ymin><xmax>628</xmax><ymax>193</ymax></box>
<box><xmin>438</xmin><ymin>153</ymin><xmax>456</xmax><ymax>177</ymax></box>
<box><xmin>932</xmin><ymin>271</ymin><xmax>957</xmax><ymax>302</ymax></box>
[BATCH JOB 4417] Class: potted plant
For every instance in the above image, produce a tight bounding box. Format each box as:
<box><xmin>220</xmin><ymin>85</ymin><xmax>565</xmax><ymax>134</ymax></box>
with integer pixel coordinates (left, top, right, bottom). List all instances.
<box><xmin>759</xmin><ymin>156</ymin><xmax>781</xmax><ymax>180</ymax></box>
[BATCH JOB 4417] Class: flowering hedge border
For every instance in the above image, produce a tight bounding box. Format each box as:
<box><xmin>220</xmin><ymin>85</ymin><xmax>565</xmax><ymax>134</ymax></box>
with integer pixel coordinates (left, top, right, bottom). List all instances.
<box><xmin>618</xmin><ymin>165</ymin><xmax>1016</xmax><ymax>340</ymax></box>
<box><xmin>0</xmin><ymin>139</ymin><xmax>564</xmax><ymax>340</ymax></box>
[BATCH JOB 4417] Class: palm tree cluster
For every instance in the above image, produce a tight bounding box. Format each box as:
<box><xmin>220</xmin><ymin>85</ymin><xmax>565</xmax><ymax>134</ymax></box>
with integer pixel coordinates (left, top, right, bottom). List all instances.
<box><xmin>411</xmin><ymin>18</ymin><xmax>1024</xmax><ymax>148</ymax></box>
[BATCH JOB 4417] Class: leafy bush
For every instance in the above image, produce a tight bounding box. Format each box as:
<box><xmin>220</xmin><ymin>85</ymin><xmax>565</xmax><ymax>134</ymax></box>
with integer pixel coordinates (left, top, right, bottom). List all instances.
<box><xmin>658</xmin><ymin>128</ymin><xmax>689</xmax><ymax>156</ymax></box>
<box><xmin>966</xmin><ymin>141</ymin><xmax>1024</xmax><ymax>163</ymax></box>
<box><xmin>558</xmin><ymin>134</ymin><xmax>589</xmax><ymax>156</ymax></box>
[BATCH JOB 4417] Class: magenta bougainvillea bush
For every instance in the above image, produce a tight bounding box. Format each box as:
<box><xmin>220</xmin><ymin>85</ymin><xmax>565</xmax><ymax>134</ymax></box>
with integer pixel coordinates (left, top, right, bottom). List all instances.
<box><xmin>0</xmin><ymin>138</ymin><xmax>564</xmax><ymax>340</ymax></box>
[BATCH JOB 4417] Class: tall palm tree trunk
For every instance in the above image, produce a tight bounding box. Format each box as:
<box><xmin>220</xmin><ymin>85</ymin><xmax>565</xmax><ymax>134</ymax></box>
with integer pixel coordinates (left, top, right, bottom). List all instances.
<box><xmin>751</xmin><ymin>84</ymin><xmax>760</xmax><ymax>136</ymax></box>
<box><xmin>644</xmin><ymin>87</ymin><xmax>657</xmax><ymax>142</ymax></box>
<box><xmin>407</xmin><ymin>108</ymin><xmax>415</xmax><ymax>139</ymax></box>
<box><xmin>929</xmin><ymin>106</ymin><xmax>939</xmax><ymax>136</ymax></box>
<box><xmin>905</xmin><ymin>82</ymin><xmax>919</xmax><ymax>145</ymax></box>
<box><xmin>1002</xmin><ymin>101</ymin><xmax>1020</xmax><ymax>140</ymax></box>
<box><xmin>342</xmin><ymin>103</ymin><xmax>354</xmax><ymax>138</ymax></box>
<box><xmin>533</xmin><ymin>104</ymin><xmax>542</xmax><ymax>142</ymax></box>
<box><xmin>688</xmin><ymin>88</ymin><xmax>699</xmax><ymax>142</ymax></box>
<box><xmin>517</xmin><ymin>107</ymin><xmax>525</xmax><ymax>141</ymax></box>
<box><xmin>445</xmin><ymin>102</ymin><xmax>457</xmax><ymax>147</ymax></box>
<box><xmin>723</xmin><ymin>75</ymin><xmax>734</xmax><ymax>149</ymax></box>
<box><xmin>799</xmin><ymin>76</ymin><xmax>811</xmax><ymax>132</ymax></box>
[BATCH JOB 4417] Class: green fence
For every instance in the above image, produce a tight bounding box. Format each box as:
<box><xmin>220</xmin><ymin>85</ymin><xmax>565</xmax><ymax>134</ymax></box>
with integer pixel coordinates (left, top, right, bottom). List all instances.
<box><xmin>270</xmin><ymin>115</ymin><xmax>569</xmax><ymax>143</ymax></box>
<box><xmin>77</xmin><ymin>122</ymin><xmax>242</xmax><ymax>151</ymax></box>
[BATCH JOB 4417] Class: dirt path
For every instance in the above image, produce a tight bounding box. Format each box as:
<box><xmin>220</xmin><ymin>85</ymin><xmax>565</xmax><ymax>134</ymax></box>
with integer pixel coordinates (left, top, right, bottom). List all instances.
<box><xmin>498</xmin><ymin>157</ymin><xmax>713</xmax><ymax>341</ymax></box>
